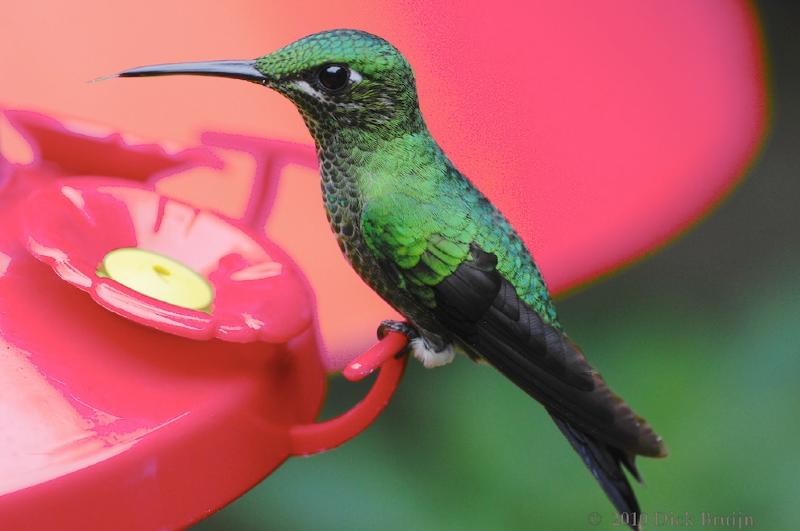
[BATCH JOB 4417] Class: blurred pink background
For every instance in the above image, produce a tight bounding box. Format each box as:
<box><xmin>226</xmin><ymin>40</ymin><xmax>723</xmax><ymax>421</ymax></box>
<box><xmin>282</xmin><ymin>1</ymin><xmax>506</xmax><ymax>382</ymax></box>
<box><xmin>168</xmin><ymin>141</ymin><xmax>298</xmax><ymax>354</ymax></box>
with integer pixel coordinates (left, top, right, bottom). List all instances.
<box><xmin>1</xmin><ymin>1</ymin><xmax>766</xmax><ymax>367</ymax></box>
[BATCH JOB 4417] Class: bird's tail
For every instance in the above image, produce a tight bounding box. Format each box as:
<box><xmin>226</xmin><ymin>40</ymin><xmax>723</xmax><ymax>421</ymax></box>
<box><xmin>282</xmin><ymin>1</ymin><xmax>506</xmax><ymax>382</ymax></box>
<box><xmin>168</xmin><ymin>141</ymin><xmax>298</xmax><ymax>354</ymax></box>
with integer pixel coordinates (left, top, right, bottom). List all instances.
<box><xmin>549</xmin><ymin>413</ymin><xmax>643</xmax><ymax>531</ymax></box>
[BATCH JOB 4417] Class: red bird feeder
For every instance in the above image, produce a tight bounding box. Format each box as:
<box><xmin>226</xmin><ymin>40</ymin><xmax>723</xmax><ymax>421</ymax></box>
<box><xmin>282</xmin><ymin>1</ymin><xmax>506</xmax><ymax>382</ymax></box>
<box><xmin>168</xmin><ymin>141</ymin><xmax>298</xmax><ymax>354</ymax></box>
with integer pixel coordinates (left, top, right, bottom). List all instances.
<box><xmin>0</xmin><ymin>111</ymin><xmax>408</xmax><ymax>529</ymax></box>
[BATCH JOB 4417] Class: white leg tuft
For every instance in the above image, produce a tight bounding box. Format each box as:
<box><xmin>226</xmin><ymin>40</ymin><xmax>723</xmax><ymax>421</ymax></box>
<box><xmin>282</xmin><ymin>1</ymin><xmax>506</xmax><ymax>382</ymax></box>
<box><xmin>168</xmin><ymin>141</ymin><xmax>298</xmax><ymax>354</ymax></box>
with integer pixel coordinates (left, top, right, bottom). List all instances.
<box><xmin>410</xmin><ymin>337</ymin><xmax>456</xmax><ymax>368</ymax></box>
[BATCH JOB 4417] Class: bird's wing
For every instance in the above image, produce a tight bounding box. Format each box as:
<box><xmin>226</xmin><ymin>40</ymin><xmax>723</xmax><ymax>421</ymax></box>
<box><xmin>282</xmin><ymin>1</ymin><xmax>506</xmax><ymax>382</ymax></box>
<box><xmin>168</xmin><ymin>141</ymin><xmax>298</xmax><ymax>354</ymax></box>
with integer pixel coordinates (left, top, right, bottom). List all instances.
<box><xmin>361</xmin><ymin>193</ymin><xmax>476</xmax><ymax>307</ymax></box>
<box><xmin>432</xmin><ymin>243</ymin><xmax>666</xmax><ymax>458</ymax></box>
<box><xmin>432</xmin><ymin>242</ymin><xmax>670</xmax><ymax>526</ymax></box>
<box><xmin>362</xmin><ymin>195</ymin><xmax>665</xmax><ymax>458</ymax></box>
<box><xmin>363</xmin><ymin>193</ymin><xmax>664</xmax><ymax>526</ymax></box>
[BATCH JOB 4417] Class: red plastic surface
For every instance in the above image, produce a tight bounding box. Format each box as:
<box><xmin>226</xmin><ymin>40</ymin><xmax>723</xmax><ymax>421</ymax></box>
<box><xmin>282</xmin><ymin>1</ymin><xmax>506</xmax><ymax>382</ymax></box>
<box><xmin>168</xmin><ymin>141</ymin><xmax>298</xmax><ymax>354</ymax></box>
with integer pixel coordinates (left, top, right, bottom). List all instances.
<box><xmin>0</xmin><ymin>205</ymin><xmax>318</xmax><ymax>528</ymax></box>
<box><xmin>22</xmin><ymin>179</ymin><xmax>312</xmax><ymax>343</ymax></box>
<box><xmin>292</xmin><ymin>332</ymin><xmax>409</xmax><ymax>456</ymax></box>
<box><xmin>0</xmin><ymin>113</ymin><xmax>410</xmax><ymax>529</ymax></box>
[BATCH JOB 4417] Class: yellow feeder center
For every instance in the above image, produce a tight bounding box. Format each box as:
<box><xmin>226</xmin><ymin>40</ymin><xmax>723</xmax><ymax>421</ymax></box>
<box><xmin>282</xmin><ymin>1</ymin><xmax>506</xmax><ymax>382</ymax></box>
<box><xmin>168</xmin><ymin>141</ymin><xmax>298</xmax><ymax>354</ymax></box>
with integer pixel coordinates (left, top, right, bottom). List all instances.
<box><xmin>100</xmin><ymin>248</ymin><xmax>214</xmax><ymax>311</ymax></box>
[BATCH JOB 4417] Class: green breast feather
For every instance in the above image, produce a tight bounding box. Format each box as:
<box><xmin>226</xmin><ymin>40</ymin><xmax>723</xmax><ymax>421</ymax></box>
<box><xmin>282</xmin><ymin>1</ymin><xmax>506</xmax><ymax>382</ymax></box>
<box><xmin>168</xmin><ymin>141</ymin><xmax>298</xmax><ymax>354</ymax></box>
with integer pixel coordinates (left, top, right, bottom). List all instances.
<box><xmin>361</xmin><ymin>189</ymin><xmax>559</xmax><ymax>327</ymax></box>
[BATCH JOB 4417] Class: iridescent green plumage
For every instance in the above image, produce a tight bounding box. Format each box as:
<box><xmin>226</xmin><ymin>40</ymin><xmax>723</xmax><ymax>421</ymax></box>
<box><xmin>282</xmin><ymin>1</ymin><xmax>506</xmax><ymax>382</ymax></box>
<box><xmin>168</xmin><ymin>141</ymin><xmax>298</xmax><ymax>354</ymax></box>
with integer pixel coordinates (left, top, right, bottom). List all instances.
<box><xmin>254</xmin><ymin>30</ymin><xmax>558</xmax><ymax>327</ymax></box>
<box><xmin>118</xmin><ymin>29</ymin><xmax>665</xmax><ymax>529</ymax></box>
<box><xmin>358</xmin><ymin>136</ymin><xmax>558</xmax><ymax>323</ymax></box>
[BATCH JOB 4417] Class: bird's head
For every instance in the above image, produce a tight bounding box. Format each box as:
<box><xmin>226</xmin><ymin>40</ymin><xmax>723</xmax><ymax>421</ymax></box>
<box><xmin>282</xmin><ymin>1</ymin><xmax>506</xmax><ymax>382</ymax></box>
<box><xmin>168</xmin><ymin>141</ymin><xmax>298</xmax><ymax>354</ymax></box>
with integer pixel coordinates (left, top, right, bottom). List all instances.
<box><xmin>118</xmin><ymin>29</ymin><xmax>424</xmax><ymax>142</ymax></box>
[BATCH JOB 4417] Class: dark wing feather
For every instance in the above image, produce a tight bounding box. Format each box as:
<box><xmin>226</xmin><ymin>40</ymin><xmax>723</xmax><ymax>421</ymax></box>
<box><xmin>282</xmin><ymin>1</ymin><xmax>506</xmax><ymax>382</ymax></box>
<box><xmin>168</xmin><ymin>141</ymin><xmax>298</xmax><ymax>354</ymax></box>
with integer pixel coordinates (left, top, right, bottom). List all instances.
<box><xmin>433</xmin><ymin>244</ymin><xmax>665</xmax><ymax>458</ymax></box>
<box><xmin>432</xmin><ymin>244</ymin><xmax>665</xmax><ymax>526</ymax></box>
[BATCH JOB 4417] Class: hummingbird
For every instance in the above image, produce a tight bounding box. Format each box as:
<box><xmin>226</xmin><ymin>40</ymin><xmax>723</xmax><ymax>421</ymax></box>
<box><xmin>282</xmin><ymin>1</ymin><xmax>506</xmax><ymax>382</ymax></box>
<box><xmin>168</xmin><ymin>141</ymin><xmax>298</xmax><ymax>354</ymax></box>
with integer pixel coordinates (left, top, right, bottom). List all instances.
<box><xmin>117</xmin><ymin>29</ymin><xmax>666</xmax><ymax>527</ymax></box>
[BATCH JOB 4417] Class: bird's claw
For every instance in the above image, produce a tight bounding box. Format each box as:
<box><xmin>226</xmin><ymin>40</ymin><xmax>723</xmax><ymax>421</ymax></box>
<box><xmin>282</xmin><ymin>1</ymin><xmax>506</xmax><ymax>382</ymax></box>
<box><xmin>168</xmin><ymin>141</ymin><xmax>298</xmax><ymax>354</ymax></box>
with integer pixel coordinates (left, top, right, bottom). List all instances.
<box><xmin>377</xmin><ymin>320</ymin><xmax>419</xmax><ymax>341</ymax></box>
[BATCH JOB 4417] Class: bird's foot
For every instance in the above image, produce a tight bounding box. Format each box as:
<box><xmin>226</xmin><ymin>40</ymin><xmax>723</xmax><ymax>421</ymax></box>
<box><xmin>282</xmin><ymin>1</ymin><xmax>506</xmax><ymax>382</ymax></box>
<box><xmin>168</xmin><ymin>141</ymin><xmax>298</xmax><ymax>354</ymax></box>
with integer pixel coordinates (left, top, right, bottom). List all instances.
<box><xmin>377</xmin><ymin>321</ymin><xmax>456</xmax><ymax>368</ymax></box>
<box><xmin>377</xmin><ymin>319</ymin><xmax>419</xmax><ymax>340</ymax></box>
<box><xmin>377</xmin><ymin>320</ymin><xmax>418</xmax><ymax>360</ymax></box>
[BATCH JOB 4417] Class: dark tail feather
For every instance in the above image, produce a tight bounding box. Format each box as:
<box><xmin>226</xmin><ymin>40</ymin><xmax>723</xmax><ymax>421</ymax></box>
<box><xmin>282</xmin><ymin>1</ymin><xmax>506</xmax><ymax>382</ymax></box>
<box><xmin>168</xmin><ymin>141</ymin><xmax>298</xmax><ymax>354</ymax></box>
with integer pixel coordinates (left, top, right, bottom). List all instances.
<box><xmin>550</xmin><ymin>414</ymin><xmax>642</xmax><ymax>530</ymax></box>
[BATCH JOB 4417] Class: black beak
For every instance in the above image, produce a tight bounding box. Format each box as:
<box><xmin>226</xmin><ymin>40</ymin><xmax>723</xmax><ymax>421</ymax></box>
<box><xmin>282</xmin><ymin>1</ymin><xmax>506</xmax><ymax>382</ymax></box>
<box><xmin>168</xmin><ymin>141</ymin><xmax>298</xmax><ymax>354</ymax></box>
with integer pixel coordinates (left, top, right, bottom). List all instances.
<box><xmin>117</xmin><ymin>60</ymin><xmax>270</xmax><ymax>84</ymax></box>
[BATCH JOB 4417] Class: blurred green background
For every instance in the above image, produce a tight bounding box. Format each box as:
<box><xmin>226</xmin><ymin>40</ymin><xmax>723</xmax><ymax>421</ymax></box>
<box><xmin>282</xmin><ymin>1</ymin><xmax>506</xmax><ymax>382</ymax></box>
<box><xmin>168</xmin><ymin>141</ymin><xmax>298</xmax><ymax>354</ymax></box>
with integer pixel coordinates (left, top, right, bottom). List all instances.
<box><xmin>197</xmin><ymin>2</ymin><xmax>798</xmax><ymax>529</ymax></box>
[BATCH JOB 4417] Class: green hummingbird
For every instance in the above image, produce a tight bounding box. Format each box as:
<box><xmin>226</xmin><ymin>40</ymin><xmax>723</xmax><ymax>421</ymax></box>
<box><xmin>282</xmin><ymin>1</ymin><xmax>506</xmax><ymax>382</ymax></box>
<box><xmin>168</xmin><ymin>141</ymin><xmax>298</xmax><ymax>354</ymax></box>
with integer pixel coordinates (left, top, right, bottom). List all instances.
<box><xmin>118</xmin><ymin>29</ymin><xmax>666</xmax><ymax>527</ymax></box>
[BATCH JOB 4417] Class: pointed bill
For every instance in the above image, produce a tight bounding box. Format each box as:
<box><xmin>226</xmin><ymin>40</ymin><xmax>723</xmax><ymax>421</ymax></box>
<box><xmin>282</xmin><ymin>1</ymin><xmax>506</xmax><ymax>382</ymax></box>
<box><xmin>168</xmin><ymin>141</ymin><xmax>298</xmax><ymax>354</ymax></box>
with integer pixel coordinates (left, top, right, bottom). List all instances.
<box><xmin>116</xmin><ymin>60</ymin><xmax>270</xmax><ymax>84</ymax></box>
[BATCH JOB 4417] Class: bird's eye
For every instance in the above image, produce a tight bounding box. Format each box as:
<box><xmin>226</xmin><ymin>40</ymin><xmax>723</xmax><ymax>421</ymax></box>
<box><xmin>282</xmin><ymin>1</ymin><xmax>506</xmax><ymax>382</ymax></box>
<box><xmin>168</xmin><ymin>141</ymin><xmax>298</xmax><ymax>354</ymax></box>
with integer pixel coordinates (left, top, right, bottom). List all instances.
<box><xmin>317</xmin><ymin>64</ymin><xmax>350</xmax><ymax>92</ymax></box>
